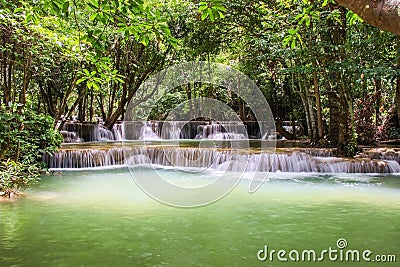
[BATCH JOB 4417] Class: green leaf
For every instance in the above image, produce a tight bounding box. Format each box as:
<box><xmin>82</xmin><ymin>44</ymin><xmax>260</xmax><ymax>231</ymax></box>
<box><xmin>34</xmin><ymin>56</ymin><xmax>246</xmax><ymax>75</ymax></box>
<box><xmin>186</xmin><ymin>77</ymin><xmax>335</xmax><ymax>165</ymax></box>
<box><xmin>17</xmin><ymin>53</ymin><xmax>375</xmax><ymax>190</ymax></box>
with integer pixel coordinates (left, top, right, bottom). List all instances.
<box><xmin>25</xmin><ymin>14</ymin><xmax>33</xmax><ymax>23</ymax></box>
<box><xmin>140</xmin><ymin>35</ymin><xmax>149</xmax><ymax>46</ymax></box>
<box><xmin>92</xmin><ymin>82</ymin><xmax>100</xmax><ymax>91</ymax></box>
<box><xmin>294</xmin><ymin>14</ymin><xmax>303</xmax><ymax>21</ymax></box>
<box><xmin>291</xmin><ymin>39</ymin><xmax>296</xmax><ymax>49</ymax></box>
<box><xmin>88</xmin><ymin>0</ymin><xmax>99</xmax><ymax>9</ymax></box>
<box><xmin>201</xmin><ymin>10</ymin><xmax>209</xmax><ymax>20</ymax></box>
<box><xmin>89</xmin><ymin>13</ymin><xmax>97</xmax><ymax>21</ymax></box>
<box><xmin>14</xmin><ymin>7</ymin><xmax>25</xmax><ymax>13</ymax></box>
<box><xmin>305</xmin><ymin>17</ymin><xmax>311</xmax><ymax>27</ymax></box>
<box><xmin>208</xmin><ymin>9</ymin><xmax>215</xmax><ymax>22</ymax></box>
<box><xmin>198</xmin><ymin>5</ymin><xmax>208</xmax><ymax>12</ymax></box>
<box><xmin>214</xmin><ymin>5</ymin><xmax>226</xmax><ymax>12</ymax></box>
<box><xmin>76</xmin><ymin>78</ymin><xmax>87</xmax><ymax>85</ymax></box>
<box><xmin>62</xmin><ymin>1</ymin><xmax>69</xmax><ymax>13</ymax></box>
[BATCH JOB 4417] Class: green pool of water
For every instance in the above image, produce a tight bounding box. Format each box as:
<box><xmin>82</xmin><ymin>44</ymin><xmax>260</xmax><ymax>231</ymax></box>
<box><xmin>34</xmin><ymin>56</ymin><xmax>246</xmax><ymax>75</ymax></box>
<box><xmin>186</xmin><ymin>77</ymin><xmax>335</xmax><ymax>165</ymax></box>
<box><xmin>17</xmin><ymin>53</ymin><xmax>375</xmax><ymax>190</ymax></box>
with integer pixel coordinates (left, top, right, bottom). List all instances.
<box><xmin>1</xmin><ymin>169</ymin><xmax>400</xmax><ymax>266</ymax></box>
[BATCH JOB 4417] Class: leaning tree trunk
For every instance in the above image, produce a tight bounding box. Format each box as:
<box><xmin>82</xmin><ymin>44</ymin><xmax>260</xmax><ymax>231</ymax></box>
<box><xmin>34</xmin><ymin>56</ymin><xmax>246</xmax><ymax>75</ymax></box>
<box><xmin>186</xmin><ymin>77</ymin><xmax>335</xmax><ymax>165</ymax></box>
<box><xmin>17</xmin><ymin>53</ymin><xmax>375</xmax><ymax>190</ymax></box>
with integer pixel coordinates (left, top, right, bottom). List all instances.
<box><xmin>336</xmin><ymin>0</ymin><xmax>400</xmax><ymax>35</ymax></box>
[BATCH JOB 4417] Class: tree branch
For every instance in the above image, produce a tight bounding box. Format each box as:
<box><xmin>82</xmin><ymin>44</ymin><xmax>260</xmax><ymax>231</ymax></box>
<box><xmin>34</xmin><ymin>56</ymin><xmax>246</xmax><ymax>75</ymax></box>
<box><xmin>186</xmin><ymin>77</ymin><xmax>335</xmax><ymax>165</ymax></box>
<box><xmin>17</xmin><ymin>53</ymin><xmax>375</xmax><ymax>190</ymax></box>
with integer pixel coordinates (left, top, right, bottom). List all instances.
<box><xmin>336</xmin><ymin>0</ymin><xmax>400</xmax><ymax>35</ymax></box>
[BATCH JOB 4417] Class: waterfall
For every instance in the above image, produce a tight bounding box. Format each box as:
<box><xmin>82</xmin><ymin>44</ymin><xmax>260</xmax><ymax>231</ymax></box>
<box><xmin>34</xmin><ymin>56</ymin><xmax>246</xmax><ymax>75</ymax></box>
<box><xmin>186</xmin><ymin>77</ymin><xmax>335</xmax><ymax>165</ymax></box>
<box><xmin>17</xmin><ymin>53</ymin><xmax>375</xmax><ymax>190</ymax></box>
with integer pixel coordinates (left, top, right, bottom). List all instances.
<box><xmin>139</xmin><ymin>122</ymin><xmax>161</xmax><ymax>140</ymax></box>
<box><xmin>60</xmin><ymin>131</ymin><xmax>82</xmax><ymax>143</ymax></box>
<box><xmin>194</xmin><ymin>121</ymin><xmax>247</xmax><ymax>140</ymax></box>
<box><xmin>44</xmin><ymin>147</ymin><xmax>400</xmax><ymax>173</ymax></box>
<box><xmin>98</xmin><ymin>125</ymin><xmax>115</xmax><ymax>141</ymax></box>
<box><xmin>157</xmin><ymin>121</ymin><xmax>187</xmax><ymax>139</ymax></box>
<box><xmin>300</xmin><ymin>148</ymin><xmax>336</xmax><ymax>157</ymax></box>
<box><xmin>61</xmin><ymin>122</ymin><xmax>123</xmax><ymax>143</ymax></box>
<box><xmin>356</xmin><ymin>148</ymin><xmax>400</xmax><ymax>164</ymax></box>
<box><xmin>60</xmin><ymin>121</ymin><xmax>269</xmax><ymax>142</ymax></box>
<box><xmin>62</xmin><ymin>122</ymin><xmax>99</xmax><ymax>142</ymax></box>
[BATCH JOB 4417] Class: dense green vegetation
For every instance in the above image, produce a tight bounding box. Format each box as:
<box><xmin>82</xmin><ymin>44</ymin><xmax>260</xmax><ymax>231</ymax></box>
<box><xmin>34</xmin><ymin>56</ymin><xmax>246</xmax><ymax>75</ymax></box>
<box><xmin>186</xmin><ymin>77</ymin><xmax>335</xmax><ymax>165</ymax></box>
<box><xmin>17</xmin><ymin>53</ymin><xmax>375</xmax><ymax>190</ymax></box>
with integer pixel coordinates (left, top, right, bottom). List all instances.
<box><xmin>0</xmin><ymin>0</ymin><xmax>399</xmax><ymax>194</ymax></box>
<box><xmin>0</xmin><ymin>105</ymin><xmax>62</xmax><ymax>197</ymax></box>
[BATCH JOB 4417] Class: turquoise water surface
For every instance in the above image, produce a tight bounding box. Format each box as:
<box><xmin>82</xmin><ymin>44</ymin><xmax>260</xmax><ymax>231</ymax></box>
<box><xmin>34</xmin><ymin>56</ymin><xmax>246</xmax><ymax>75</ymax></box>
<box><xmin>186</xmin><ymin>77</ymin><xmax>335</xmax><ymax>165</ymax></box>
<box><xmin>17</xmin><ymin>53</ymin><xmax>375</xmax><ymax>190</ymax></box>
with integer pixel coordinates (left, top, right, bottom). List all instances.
<box><xmin>1</xmin><ymin>168</ymin><xmax>399</xmax><ymax>266</ymax></box>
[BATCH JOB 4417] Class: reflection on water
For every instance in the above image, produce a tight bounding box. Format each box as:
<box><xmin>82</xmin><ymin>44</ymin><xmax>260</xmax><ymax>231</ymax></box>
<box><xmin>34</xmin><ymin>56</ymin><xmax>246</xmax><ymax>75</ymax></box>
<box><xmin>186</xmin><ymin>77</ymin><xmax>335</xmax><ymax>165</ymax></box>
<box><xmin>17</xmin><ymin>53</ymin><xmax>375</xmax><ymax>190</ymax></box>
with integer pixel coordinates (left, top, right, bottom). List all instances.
<box><xmin>1</xmin><ymin>168</ymin><xmax>400</xmax><ymax>266</ymax></box>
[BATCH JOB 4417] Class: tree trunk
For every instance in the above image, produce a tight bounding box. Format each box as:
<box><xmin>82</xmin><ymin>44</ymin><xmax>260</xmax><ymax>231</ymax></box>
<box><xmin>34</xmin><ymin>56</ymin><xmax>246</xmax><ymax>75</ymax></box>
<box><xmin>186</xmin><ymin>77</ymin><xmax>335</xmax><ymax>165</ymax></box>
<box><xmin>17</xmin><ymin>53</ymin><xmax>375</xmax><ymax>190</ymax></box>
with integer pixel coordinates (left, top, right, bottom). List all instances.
<box><xmin>185</xmin><ymin>83</ymin><xmax>193</xmax><ymax>118</ymax></box>
<box><xmin>337</xmin><ymin>82</ymin><xmax>351</xmax><ymax>156</ymax></box>
<box><xmin>374</xmin><ymin>78</ymin><xmax>382</xmax><ymax>126</ymax></box>
<box><xmin>336</xmin><ymin>0</ymin><xmax>400</xmax><ymax>35</ymax></box>
<box><xmin>89</xmin><ymin>89</ymin><xmax>94</xmax><ymax>122</ymax></box>
<box><xmin>104</xmin><ymin>66</ymin><xmax>155</xmax><ymax>129</ymax></box>
<box><xmin>2</xmin><ymin>52</ymin><xmax>10</xmax><ymax>105</ymax></box>
<box><xmin>330</xmin><ymin>6</ymin><xmax>354</xmax><ymax>156</ymax></box>
<box><xmin>283</xmin><ymin>77</ymin><xmax>296</xmax><ymax>138</ymax></box>
<box><xmin>313</xmin><ymin>64</ymin><xmax>323</xmax><ymax>141</ymax></box>
<box><xmin>276</xmin><ymin>120</ymin><xmax>295</xmax><ymax>140</ymax></box>
<box><xmin>298</xmin><ymin>77</ymin><xmax>313</xmax><ymax>141</ymax></box>
<box><xmin>97</xmin><ymin>93</ymin><xmax>107</xmax><ymax>122</ymax></box>
<box><xmin>397</xmin><ymin>36</ymin><xmax>400</xmax><ymax>127</ymax></box>
<box><xmin>65</xmin><ymin>90</ymin><xmax>86</xmax><ymax>123</ymax></box>
<box><xmin>78</xmin><ymin>98</ymin><xmax>84</xmax><ymax>122</ymax></box>
<box><xmin>18</xmin><ymin>49</ymin><xmax>32</xmax><ymax>112</ymax></box>
<box><xmin>55</xmin><ymin>64</ymin><xmax>80</xmax><ymax>124</ymax></box>
<box><xmin>328</xmin><ymin>91</ymin><xmax>339</xmax><ymax>145</ymax></box>
<box><xmin>303</xmin><ymin>75</ymin><xmax>317</xmax><ymax>143</ymax></box>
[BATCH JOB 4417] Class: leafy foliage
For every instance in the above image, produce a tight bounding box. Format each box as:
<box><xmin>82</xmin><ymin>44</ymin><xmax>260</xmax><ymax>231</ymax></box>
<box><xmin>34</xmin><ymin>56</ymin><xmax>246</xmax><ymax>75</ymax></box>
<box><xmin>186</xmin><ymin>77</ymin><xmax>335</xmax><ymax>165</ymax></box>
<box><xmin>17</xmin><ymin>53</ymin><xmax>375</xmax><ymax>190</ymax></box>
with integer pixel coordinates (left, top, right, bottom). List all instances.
<box><xmin>0</xmin><ymin>0</ymin><xmax>399</xmax><ymax>165</ymax></box>
<box><xmin>199</xmin><ymin>1</ymin><xmax>226</xmax><ymax>22</ymax></box>
<box><xmin>0</xmin><ymin>159</ymin><xmax>41</xmax><ymax>198</ymax></box>
<box><xmin>0</xmin><ymin>105</ymin><xmax>62</xmax><ymax>197</ymax></box>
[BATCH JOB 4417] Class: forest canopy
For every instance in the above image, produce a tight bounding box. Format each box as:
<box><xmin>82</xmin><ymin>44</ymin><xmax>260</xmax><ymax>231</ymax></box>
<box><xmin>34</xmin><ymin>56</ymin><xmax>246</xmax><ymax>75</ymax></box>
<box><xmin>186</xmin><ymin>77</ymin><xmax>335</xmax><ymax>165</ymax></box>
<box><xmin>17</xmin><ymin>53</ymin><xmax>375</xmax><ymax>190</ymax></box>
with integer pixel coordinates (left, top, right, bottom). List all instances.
<box><xmin>0</xmin><ymin>0</ymin><xmax>400</xmax><ymax>160</ymax></box>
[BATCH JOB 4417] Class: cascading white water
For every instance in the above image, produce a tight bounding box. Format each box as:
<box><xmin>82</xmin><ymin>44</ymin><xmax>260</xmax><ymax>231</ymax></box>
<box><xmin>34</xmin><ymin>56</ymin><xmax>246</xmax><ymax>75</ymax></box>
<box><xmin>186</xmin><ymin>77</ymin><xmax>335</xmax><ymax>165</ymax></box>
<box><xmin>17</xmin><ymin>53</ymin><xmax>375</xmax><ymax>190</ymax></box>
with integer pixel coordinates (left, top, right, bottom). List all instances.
<box><xmin>44</xmin><ymin>147</ymin><xmax>400</xmax><ymax>173</ymax></box>
<box><xmin>60</xmin><ymin>121</ymin><xmax>272</xmax><ymax>142</ymax></box>
<box><xmin>195</xmin><ymin>122</ymin><xmax>247</xmax><ymax>140</ymax></box>
<box><xmin>60</xmin><ymin>131</ymin><xmax>82</xmax><ymax>143</ymax></box>
<box><xmin>299</xmin><ymin>148</ymin><xmax>336</xmax><ymax>157</ymax></box>
<box><xmin>356</xmin><ymin>148</ymin><xmax>400</xmax><ymax>164</ymax></box>
<box><xmin>98</xmin><ymin>126</ymin><xmax>115</xmax><ymax>141</ymax></box>
<box><xmin>158</xmin><ymin>121</ymin><xmax>185</xmax><ymax>139</ymax></box>
<box><xmin>112</xmin><ymin>123</ymin><xmax>124</xmax><ymax>141</ymax></box>
<box><xmin>139</xmin><ymin>122</ymin><xmax>161</xmax><ymax>140</ymax></box>
<box><xmin>61</xmin><ymin>122</ymin><xmax>124</xmax><ymax>143</ymax></box>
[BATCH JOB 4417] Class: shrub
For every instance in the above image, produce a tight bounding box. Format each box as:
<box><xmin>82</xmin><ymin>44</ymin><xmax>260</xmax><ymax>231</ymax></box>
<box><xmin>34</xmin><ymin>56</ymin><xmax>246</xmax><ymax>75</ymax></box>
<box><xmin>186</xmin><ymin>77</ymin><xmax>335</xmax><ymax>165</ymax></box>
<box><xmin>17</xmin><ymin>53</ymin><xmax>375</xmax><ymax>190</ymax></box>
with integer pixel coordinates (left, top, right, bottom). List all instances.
<box><xmin>0</xmin><ymin>159</ymin><xmax>40</xmax><ymax>198</ymax></box>
<box><xmin>0</xmin><ymin>105</ymin><xmax>62</xmax><ymax>197</ymax></box>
